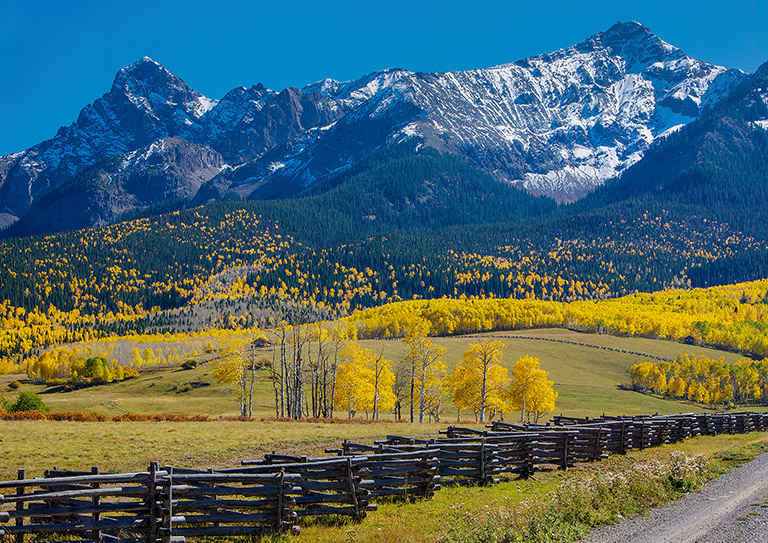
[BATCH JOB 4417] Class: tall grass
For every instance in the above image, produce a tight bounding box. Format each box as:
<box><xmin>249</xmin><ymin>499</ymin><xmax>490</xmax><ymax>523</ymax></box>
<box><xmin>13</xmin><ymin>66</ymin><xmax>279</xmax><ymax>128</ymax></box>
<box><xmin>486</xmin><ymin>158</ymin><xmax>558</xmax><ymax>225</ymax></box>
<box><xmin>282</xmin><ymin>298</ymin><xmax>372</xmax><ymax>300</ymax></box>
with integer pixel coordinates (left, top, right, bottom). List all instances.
<box><xmin>441</xmin><ymin>451</ymin><xmax>711</xmax><ymax>543</ymax></box>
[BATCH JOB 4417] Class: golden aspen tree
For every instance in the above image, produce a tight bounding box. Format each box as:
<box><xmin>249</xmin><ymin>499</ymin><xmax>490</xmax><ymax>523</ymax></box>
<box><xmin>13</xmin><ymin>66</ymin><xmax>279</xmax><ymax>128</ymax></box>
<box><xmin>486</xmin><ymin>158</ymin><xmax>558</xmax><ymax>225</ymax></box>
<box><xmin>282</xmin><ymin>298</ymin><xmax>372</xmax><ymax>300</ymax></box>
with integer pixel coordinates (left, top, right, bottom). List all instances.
<box><xmin>630</xmin><ymin>362</ymin><xmax>655</xmax><ymax>391</ymax></box>
<box><xmin>669</xmin><ymin>376</ymin><xmax>687</xmax><ymax>398</ymax></box>
<box><xmin>333</xmin><ymin>341</ymin><xmax>396</xmax><ymax>419</ymax></box>
<box><xmin>506</xmin><ymin>355</ymin><xmax>557</xmax><ymax>423</ymax></box>
<box><xmin>420</xmin><ymin>362</ymin><xmax>449</xmax><ymax>422</ymax></box>
<box><xmin>334</xmin><ymin>342</ymin><xmax>374</xmax><ymax>418</ymax></box>
<box><xmin>450</xmin><ymin>340</ymin><xmax>508</xmax><ymax>422</ymax></box>
<box><xmin>211</xmin><ymin>337</ymin><xmax>260</xmax><ymax>417</ymax></box>
<box><xmin>525</xmin><ymin>377</ymin><xmax>558</xmax><ymax>423</ymax></box>
<box><xmin>402</xmin><ymin>318</ymin><xmax>447</xmax><ymax>423</ymax></box>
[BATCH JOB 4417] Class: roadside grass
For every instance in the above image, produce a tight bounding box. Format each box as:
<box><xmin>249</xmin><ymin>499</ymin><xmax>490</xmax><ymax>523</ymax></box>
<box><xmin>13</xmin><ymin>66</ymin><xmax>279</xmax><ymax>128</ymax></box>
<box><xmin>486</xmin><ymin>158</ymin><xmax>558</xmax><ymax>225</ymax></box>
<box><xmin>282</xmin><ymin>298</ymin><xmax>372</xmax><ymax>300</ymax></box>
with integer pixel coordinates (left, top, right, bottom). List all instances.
<box><xmin>4</xmin><ymin>328</ymin><xmax>755</xmax><ymax>419</ymax></box>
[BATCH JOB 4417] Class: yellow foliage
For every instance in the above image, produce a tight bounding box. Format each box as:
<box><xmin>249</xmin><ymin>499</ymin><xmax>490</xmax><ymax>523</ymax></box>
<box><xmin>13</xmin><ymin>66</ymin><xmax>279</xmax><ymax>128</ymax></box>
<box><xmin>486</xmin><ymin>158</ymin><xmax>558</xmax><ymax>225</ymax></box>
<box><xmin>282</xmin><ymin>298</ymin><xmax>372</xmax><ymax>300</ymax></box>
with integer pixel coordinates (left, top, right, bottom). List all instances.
<box><xmin>450</xmin><ymin>340</ymin><xmax>509</xmax><ymax>422</ymax></box>
<box><xmin>333</xmin><ymin>341</ymin><xmax>396</xmax><ymax>418</ymax></box>
<box><xmin>506</xmin><ymin>355</ymin><xmax>557</xmax><ymax>423</ymax></box>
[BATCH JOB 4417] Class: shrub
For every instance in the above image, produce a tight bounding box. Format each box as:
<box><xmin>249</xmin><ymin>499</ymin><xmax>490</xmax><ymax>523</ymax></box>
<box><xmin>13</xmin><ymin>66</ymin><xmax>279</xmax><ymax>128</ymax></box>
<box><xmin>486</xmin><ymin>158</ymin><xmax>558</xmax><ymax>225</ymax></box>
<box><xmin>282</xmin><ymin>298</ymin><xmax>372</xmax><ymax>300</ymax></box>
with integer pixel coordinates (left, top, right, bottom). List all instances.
<box><xmin>181</xmin><ymin>360</ymin><xmax>198</xmax><ymax>370</ymax></box>
<box><xmin>0</xmin><ymin>410</ymin><xmax>48</xmax><ymax>421</ymax></box>
<box><xmin>8</xmin><ymin>380</ymin><xmax>20</xmax><ymax>390</ymax></box>
<box><xmin>111</xmin><ymin>413</ymin><xmax>210</xmax><ymax>422</ymax></box>
<box><xmin>441</xmin><ymin>452</ymin><xmax>711</xmax><ymax>543</ymax></box>
<box><xmin>123</xmin><ymin>367</ymin><xmax>140</xmax><ymax>379</ymax></box>
<box><xmin>45</xmin><ymin>411</ymin><xmax>109</xmax><ymax>422</ymax></box>
<box><xmin>9</xmin><ymin>392</ymin><xmax>50</xmax><ymax>413</ymax></box>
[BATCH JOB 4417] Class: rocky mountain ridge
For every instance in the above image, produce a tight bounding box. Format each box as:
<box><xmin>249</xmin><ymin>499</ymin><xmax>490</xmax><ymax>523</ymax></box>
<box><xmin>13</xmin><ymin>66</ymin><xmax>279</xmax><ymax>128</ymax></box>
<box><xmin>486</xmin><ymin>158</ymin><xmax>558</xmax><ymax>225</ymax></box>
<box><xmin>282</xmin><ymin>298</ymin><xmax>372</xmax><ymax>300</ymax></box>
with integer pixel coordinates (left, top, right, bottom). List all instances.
<box><xmin>0</xmin><ymin>22</ymin><xmax>750</xmax><ymax>234</ymax></box>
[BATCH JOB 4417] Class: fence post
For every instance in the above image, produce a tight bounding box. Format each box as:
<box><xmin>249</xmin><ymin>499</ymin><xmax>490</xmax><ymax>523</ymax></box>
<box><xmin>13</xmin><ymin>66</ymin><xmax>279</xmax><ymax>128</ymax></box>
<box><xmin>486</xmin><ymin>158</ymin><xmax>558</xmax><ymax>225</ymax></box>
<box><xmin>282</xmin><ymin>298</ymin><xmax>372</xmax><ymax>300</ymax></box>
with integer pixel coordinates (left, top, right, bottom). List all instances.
<box><xmin>91</xmin><ymin>466</ymin><xmax>101</xmax><ymax>542</ymax></box>
<box><xmin>620</xmin><ymin>421</ymin><xmax>627</xmax><ymax>454</ymax></box>
<box><xmin>562</xmin><ymin>433</ymin><xmax>569</xmax><ymax>470</ymax></box>
<box><xmin>148</xmin><ymin>462</ymin><xmax>158</xmax><ymax>543</ymax></box>
<box><xmin>162</xmin><ymin>466</ymin><xmax>173</xmax><ymax>543</ymax></box>
<box><xmin>594</xmin><ymin>427</ymin><xmax>603</xmax><ymax>461</ymax></box>
<box><xmin>277</xmin><ymin>471</ymin><xmax>285</xmax><ymax>531</ymax></box>
<box><xmin>346</xmin><ymin>457</ymin><xmax>360</xmax><ymax>519</ymax></box>
<box><xmin>207</xmin><ymin>468</ymin><xmax>219</xmax><ymax>528</ymax></box>
<box><xmin>480</xmin><ymin>441</ymin><xmax>486</xmax><ymax>484</ymax></box>
<box><xmin>15</xmin><ymin>469</ymin><xmax>24</xmax><ymax>543</ymax></box>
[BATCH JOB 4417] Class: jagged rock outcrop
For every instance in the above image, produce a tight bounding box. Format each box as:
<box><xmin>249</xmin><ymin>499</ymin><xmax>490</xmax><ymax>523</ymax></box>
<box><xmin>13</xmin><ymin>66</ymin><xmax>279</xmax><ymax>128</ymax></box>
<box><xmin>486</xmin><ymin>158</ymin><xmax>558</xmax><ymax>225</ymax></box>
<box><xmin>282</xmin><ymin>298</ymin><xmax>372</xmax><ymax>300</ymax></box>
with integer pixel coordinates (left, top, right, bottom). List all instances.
<box><xmin>0</xmin><ymin>22</ymin><xmax>750</xmax><ymax>234</ymax></box>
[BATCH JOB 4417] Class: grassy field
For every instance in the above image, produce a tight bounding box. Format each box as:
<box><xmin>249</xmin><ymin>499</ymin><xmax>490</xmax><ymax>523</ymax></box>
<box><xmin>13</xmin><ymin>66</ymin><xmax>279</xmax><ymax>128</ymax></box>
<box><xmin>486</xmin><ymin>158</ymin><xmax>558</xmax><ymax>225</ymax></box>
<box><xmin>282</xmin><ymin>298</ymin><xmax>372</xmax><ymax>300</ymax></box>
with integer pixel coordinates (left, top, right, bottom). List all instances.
<box><xmin>2</xmin><ymin>328</ymin><xmax>757</xmax><ymax>419</ymax></box>
<box><xmin>1</xmin><ymin>329</ymin><xmax>767</xmax><ymax>541</ymax></box>
<box><xmin>0</xmin><ymin>419</ymin><xmax>443</xmax><ymax>480</ymax></box>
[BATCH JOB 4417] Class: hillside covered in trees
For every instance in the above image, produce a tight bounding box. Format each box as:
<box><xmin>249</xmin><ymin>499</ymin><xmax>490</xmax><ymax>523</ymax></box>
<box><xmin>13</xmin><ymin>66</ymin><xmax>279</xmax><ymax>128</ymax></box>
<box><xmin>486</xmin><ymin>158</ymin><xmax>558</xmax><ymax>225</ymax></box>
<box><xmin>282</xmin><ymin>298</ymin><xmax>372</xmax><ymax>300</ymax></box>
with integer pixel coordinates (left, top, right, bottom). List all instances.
<box><xmin>2</xmin><ymin>62</ymin><xmax>768</xmax><ymax>360</ymax></box>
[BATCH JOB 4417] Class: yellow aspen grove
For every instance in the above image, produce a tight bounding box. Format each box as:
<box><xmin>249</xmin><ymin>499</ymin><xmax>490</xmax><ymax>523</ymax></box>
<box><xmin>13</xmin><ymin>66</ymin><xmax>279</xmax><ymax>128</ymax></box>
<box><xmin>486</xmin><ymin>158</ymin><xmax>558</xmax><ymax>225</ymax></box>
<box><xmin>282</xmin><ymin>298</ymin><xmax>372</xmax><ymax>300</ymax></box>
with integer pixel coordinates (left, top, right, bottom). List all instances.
<box><xmin>450</xmin><ymin>340</ymin><xmax>509</xmax><ymax>422</ymax></box>
<box><xmin>333</xmin><ymin>341</ymin><xmax>395</xmax><ymax>419</ymax></box>
<box><xmin>506</xmin><ymin>355</ymin><xmax>558</xmax><ymax>424</ymax></box>
<box><xmin>629</xmin><ymin>354</ymin><xmax>768</xmax><ymax>407</ymax></box>
<box><xmin>402</xmin><ymin>318</ymin><xmax>447</xmax><ymax>423</ymax></box>
<box><xmin>334</xmin><ymin>344</ymin><xmax>374</xmax><ymax>418</ymax></box>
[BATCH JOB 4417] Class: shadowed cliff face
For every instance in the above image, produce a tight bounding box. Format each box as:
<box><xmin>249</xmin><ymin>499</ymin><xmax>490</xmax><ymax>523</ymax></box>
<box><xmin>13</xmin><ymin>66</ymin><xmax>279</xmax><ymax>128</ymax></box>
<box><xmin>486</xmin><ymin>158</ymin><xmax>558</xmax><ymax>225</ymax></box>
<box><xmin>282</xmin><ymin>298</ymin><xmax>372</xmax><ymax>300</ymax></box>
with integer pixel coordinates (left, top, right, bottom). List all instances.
<box><xmin>7</xmin><ymin>137</ymin><xmax>224</xmax><ymax>235</ymax></box>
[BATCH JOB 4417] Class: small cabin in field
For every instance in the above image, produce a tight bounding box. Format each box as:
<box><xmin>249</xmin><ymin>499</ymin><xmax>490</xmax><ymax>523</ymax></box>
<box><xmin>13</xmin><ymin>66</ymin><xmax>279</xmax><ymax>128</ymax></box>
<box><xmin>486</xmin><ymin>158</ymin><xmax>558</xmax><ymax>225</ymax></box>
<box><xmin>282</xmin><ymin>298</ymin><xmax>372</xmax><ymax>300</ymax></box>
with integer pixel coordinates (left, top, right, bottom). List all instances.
<box><xmin>684</xmin><ymin>335</ymin><xmax>695</xmax><ymax>345</ymax></box>
<box><xmin>252</xmin><ymin>337</ymin><xmax>271</xmax><ymax>348</ymax></box>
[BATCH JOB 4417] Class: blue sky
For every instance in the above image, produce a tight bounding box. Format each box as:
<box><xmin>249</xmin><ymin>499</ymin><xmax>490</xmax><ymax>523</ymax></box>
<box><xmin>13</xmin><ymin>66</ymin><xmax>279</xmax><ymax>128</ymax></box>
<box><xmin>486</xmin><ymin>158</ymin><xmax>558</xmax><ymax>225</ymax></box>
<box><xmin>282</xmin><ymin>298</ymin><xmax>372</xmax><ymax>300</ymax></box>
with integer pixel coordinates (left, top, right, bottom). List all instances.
<box><xmin>1</xmin><ymin>0</ymin><xmax>766</xmax><ymax>155</ymax></box>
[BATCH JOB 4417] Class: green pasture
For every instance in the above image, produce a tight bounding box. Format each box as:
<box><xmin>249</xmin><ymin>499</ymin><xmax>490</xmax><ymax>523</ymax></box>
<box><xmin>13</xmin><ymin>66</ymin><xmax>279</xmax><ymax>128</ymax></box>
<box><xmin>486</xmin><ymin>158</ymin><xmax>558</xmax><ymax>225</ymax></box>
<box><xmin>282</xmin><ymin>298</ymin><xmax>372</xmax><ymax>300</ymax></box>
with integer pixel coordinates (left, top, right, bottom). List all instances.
<box><xmin>1</xmin><ymin>328</ymin><xmax>760</xmax><ymax>420</ymax></box>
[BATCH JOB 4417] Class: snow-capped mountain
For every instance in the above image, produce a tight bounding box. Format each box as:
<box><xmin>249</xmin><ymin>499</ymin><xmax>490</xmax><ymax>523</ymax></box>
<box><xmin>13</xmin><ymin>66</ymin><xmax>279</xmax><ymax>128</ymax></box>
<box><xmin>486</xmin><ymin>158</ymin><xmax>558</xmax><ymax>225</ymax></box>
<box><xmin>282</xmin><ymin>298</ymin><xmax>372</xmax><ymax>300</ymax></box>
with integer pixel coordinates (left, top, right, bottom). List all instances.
<box><xmin>213</xmin><ymin>21</ymin><xmax>741</xmax><ymax>203</ymax></box>
<box><xmin>0</xmin><ymin>22</ymin><xmax>751</xmax><ymax>233</ymax></box>
<box><xmin>11</xmin><ymin>137</ymin><xmax>224</xmax><ymax>233</ymax></box>
<box><xmin>0</xmin><ymin>57</ymin><xmax>215</xmax><ymax>221</ymax></box>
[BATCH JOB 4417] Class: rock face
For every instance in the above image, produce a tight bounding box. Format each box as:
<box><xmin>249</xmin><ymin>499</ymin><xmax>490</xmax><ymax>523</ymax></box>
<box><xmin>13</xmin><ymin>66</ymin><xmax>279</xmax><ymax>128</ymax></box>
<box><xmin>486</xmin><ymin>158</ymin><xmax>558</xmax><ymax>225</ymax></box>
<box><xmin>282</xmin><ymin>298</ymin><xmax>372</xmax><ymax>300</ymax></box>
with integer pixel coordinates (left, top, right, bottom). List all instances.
<box><xmin>8</xmin><ymin>137</ymin><xmax>224</xmax><ymax>235</ymax></box>
<box><xmin>0</xmin><ymin>22</ymin><xmax>750</xmax><ymax>233</ymax></box>
<box><xmin>0</xmin><ymin>58</ymin><xmax>216</xmax><ymax>222</ymax></box>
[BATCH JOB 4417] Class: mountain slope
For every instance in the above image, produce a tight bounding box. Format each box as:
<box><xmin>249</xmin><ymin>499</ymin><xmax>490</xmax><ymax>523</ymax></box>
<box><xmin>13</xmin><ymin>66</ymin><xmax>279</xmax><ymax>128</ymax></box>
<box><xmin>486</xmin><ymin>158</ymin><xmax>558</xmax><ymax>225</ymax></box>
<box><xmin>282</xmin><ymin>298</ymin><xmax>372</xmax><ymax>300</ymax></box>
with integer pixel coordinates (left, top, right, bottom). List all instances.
<box><xmin>242</xmin><ymin>144</ymin><xmax>558</xmax><ymax>246</ymax></box>
<box><xmin>0</xmin><ymin>22</ymin><xmax>747</xmax><ymax>235</ymax></box>
<box><xmin>582</xmin><ymin>58</ymin><xmax>768</xmax><ymax>231</ymax></box>
<box><xmin>6</xmin><ymin>137</ymin><xmax>224</xmax><ymax>235</ymax></box>
<box><xmin>204</xmin><ymin>21</ymin><xmax>743</xmax><ymax>203</ymax></box>
<box><xmin>560</xmin><ymin>58</ymin><xmax>768</xmax><ymax>287</ymax></box>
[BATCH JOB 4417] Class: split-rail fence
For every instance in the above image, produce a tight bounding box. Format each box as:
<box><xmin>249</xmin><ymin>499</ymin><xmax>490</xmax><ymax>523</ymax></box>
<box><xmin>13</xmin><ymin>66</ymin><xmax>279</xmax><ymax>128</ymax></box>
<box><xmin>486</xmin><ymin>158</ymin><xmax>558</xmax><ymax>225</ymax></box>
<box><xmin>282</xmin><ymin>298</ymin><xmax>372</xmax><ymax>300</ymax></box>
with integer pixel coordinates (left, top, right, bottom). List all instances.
<box><xmin>2</xmin><ymin>411</ymin><xmax>766</xmax><ymax>541</ymax></box>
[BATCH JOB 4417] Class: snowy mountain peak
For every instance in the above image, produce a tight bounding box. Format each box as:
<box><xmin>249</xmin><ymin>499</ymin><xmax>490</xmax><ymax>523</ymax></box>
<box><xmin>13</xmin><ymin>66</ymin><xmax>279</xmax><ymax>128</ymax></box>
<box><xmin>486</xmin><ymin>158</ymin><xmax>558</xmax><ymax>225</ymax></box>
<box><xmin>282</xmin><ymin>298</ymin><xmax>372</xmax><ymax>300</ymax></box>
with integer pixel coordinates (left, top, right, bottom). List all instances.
<box><xmin>114</xmin><ymin>56</ymin><xmax>178</xmax><ymax>88</ymax></box>
<box><xmin>106</xmin><ymin>57</ymin><xmax>217</xmax><ymax>126</ymax></box>
<box><xmin>0</xmin><ymin>21</ymin><xmax>755</xmax><ymax>232</ymax></box>
<box><xmin>580</xmin><ymin>21</ymin><xmax>683</xmax><ymax>68</ymax></box>
<box><xmin>603</xmin><ymin>20</ymin><xmax>653</xmax><ymax>40</ymax></box>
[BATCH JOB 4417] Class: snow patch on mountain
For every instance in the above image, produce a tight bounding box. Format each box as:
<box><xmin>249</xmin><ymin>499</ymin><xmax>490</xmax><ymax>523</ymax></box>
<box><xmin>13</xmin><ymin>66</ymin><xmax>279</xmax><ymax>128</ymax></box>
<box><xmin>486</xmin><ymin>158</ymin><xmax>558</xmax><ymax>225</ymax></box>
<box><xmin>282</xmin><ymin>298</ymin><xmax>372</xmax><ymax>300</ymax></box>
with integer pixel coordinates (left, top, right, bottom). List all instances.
<box><xmin>0</xmin><ymin>23</ymin><xmax>753</xmax><ymax>229</ymax></box>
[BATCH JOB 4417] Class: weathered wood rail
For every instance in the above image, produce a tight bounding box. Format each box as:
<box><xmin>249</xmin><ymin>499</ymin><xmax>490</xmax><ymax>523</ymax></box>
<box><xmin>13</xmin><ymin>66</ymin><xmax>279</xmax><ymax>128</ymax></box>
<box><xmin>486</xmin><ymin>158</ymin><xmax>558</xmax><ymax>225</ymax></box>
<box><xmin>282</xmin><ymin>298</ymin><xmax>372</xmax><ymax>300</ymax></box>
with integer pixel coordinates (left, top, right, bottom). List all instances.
<box><xmin>186</xmin><ymin>456</ymin><xmax>378</xmax><ymax>520</ymax></box>
<box><xmin>1</xmin><ymin>411</ymin><xmax>766</xmax><ymax>541</ymax></box>
<box><xmin>0</xmin><ymin>464</ymin><xmax>171</xmax><ymax>543</ymax></box>
<box><xmin>247</xmin><ymin>450</ymin><xmax>441</xmax><ymax>500</ymax></box>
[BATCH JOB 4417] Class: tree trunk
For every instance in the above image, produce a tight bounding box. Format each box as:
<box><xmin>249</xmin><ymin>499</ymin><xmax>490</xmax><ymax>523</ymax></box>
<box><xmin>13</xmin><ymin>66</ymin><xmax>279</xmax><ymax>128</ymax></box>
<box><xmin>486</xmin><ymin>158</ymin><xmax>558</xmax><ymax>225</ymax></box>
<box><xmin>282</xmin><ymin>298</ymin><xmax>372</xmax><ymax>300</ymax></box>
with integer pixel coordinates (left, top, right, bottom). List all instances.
<box><xmin>418</xmin><ymin>368</ymin><xmax>426</xmax><ymax>424</ymax></box>
<box><xmin>480</xmin><ymin>366</ymin><xmax>488</xmax><ymax>423</ymax></box>
<box><xmin>409</xmin><ymin>364</ymin><xmax>415</xmax><ymax>423</ymax></box>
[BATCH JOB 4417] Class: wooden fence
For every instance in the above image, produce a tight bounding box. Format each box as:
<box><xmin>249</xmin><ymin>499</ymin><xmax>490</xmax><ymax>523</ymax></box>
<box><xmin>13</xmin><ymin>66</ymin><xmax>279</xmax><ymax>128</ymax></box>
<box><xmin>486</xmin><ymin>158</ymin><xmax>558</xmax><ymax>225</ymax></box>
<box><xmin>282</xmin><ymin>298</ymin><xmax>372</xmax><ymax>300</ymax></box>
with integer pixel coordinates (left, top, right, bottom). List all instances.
<box><xmin>0</xmin><ymin>464</ymin><xmax>171</xmax><ymax>543</ymax></box>
<box><xmin>1</xmin><ymin>411</ymin><xmax>767</xmax><ymax>541</ymax></box>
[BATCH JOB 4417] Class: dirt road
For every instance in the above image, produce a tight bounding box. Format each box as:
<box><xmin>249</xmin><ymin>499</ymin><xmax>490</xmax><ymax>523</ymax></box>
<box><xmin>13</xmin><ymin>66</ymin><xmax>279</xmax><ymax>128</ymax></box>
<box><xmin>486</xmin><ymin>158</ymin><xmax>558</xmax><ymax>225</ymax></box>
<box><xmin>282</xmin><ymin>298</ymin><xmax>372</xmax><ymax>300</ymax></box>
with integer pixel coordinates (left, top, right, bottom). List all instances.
<box><xmin>581</xmin><ymin>451</ymin><xmax>768</xmax><ymax>543</ymax></box>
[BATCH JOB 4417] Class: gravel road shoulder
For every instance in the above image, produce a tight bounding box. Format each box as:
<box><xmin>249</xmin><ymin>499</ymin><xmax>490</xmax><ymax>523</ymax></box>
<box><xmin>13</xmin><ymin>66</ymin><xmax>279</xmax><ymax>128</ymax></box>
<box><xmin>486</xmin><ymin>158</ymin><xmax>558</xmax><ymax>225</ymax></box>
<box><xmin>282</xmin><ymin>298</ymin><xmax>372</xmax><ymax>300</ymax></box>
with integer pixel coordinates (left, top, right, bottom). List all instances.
<box><xmin>581</xmin><ymin>451</ymin><xmax>768</xmax><ymax>543</ymax></box>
